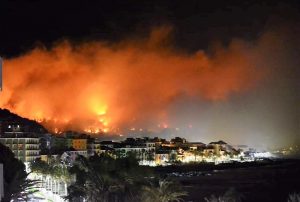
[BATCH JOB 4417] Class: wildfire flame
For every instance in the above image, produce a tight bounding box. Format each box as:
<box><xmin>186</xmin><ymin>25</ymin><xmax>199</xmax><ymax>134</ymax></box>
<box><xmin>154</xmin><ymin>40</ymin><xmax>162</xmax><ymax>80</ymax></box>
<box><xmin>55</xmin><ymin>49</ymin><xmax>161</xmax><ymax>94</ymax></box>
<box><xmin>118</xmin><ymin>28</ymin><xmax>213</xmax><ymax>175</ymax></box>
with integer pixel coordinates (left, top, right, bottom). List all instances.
<box><xmin>0</xmin><ymin>27</ymin><xmax>264</xmax><ymax>134</ymax></box>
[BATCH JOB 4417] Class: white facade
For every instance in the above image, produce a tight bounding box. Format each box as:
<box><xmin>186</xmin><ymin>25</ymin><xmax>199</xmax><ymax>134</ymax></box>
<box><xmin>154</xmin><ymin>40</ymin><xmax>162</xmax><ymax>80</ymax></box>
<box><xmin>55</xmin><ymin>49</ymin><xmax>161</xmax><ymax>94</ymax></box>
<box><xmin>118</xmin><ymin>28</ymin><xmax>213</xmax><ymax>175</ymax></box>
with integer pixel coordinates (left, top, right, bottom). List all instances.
<box><xmin>61</xmin><ymin>150</ymin><xmax>88</xmax><ymax>164</ymax></box>
<box><xmin>29</xmin><ymin>172</ymin><xmax>69</xmax><ymax>202</ymax></box>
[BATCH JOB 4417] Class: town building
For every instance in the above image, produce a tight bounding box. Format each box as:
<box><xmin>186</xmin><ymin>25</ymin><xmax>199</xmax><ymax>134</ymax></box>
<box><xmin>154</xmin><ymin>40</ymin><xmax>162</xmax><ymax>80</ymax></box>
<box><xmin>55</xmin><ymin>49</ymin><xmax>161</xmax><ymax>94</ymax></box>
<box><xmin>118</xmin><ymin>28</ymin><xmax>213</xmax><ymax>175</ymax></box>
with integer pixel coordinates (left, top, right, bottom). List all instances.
<box><xmin>71</xmin><ymin>138</ymin><xmax>87</xmax><ymax>150</ymax></box>
<box><xmin>155</xmin><ymin>149</ymin><xmax>177</xmax><ymax>165</ymax></box>
<box><xmin>155</xmin><ymin>150</ymin><xmax>170</xmax><ymax>165</ymax></box>
<box><xmin>0</xmin><ymin>136</ymin><xmax>40</xmax><ymax>162</ymax></box>
<box><xmin>61</xmin><ymin>148</ymin><xmax>88</xmax><ymax>164</ymax></box>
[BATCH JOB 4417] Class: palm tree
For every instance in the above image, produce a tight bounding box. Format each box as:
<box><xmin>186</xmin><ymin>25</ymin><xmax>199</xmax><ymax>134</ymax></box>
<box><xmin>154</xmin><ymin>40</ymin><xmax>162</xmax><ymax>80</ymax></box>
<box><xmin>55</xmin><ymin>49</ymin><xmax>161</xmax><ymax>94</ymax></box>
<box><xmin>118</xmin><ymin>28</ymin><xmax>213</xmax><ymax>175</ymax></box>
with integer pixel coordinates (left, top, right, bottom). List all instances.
<box><xmin>0</xmin><ymin>143</ymin><xmax>39</xmax><ymax>202</ymax></box>
<box><xmin>67</xmin><ymin>154</ymin><xmax>154</xmax><ymax>202</ymax></box>
<box><xmin>2</xmin><ymin>171</ymin><xmax>39</xmax><ymax>202</ymax></box>
<box><xmin>204</xmin><ymin>188</ymin><xmax>243</xmax><ymax>202</ymax></box>
<box><xmin>287</xmin><ymin>193</ymin><xmax>300</xmax><ymax>202</ymax></box>
<box><xmin>67</xmin><ymin>155</ymin><xmax>121</xmax><ymax>202</ymax></box>
<box><xmin>191</xmin><ymin>149</ymin><xmax>202</xmax><ymax>162</ymax></box>
<box><xmin>30</xmin><ymin>156</ymin><xmax>72</xmax><ymax>182</ymax></box>
<box><xmin>141</xmin><ymin>179</ymin><xmax>187</xmax><ymax>202</ymax></box>
<box><xmin>146</xmin><ymin>150</ymin><xmax>154</xmax><ymax>161</ymax></box>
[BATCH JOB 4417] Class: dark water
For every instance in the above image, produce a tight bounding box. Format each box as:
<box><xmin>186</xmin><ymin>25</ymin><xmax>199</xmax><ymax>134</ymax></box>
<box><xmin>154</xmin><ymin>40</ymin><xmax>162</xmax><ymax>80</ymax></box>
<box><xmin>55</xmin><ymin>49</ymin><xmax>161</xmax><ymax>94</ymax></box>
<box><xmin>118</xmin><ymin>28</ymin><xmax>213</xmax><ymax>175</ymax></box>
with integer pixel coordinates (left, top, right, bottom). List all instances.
<box><xmin>163</xmin><ymin>160</ymin><xmax>300</xmax><ymax>202</ymax></box>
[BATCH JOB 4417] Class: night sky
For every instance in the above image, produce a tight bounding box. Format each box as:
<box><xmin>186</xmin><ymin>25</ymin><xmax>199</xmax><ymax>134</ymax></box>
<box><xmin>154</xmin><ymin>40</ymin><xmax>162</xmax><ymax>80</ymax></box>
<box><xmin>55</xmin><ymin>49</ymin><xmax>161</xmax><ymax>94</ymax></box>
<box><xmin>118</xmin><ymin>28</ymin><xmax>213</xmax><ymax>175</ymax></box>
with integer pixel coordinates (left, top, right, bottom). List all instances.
<box><xmin>1</xmin><ymin>0</ymin><xmax>299</xmax><ymax>56</ymax></box>
<box><xmin>0</xmin><ymin>0</ymin><xmax>299</xmax><ymax>149</ymax></box>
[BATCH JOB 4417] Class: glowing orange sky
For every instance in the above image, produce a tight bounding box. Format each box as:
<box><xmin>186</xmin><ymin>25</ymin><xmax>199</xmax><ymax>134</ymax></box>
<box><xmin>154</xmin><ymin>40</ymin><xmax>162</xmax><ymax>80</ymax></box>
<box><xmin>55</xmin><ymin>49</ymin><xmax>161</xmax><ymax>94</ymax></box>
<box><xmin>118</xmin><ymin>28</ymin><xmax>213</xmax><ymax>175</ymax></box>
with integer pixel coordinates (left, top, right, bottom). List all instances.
<box><xmin>0</xmin><ymin>27</ymin><xmax>264</xmax><ymax>133</ymax></box>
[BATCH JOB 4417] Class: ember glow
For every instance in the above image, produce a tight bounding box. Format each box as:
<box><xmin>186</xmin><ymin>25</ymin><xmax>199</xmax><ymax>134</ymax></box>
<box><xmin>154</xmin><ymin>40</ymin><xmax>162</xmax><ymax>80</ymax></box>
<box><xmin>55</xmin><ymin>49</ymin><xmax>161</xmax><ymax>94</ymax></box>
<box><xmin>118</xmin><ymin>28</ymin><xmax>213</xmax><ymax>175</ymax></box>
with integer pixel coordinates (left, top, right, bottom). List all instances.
<box><xmin>0</xmin><ymin>27</ymin><xmax>268</xmax><ymax>133</ymax></box>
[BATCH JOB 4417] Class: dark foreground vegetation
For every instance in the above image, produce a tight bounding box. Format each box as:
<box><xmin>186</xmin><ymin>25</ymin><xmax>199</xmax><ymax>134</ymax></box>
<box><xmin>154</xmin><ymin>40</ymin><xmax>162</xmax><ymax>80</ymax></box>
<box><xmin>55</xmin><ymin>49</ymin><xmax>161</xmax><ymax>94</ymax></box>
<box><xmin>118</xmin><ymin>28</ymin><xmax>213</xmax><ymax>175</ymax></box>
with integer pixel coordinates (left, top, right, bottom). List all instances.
<box><xmin>2</xmin><ymin>140</ymin><xmax>300</xmax><ymax>202</ymax></box>
<box><xmin>67</xmin><ymin>153</ymin><xmax>187</xmax><ymax>202</ymax></box>
<box><xmin>31</xmin><ymin>152</ymin><xmax>187</xmax><ymax>202</ymax></box>
<box><xmin>0</xmin><ymin>143</ymin><xmax>38</xmax><ymax>202</ymax></box>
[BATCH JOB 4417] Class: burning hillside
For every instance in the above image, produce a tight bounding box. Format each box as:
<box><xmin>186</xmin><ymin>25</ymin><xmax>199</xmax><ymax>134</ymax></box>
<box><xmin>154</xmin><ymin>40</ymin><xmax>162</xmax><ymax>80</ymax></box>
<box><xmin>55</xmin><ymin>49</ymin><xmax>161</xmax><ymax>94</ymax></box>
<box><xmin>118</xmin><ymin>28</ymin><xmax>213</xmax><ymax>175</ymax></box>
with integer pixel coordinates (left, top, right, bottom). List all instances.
<box><xmin>0</xmin><ymin>27</ymin><xmax>268</xmax><ymax>134</ymax></box>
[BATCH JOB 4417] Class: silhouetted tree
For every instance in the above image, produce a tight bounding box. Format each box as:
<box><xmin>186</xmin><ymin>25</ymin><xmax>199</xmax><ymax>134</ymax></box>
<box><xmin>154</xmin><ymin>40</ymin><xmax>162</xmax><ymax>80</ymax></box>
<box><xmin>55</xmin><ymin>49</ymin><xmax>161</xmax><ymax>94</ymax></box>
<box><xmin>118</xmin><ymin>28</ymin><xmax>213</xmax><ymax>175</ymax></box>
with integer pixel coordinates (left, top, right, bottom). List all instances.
<box><xmin>30</xmin><ymin>157</ymin><xmax>71</xmax><ymax>181</ymax></box>
<box><xmin>287</xmin><ymin>193</ymin><xmax>300</xmax><ymax>202</ymax></box>
<box><xmin>205</xmin><ymin>187</ymin><xmax>243</xmax><ymax>202</ymax></box>
<box><xmin>141</xmin><ymin>179</ymin><xmax>187</xmax><ymax>202</ymax></box>
<box><xmin>66</xmin><ymin>153</ymin><xmax>151</xmax><ymax>201</ymax></box>
<box><xmin>0</xmin><ymin>143</ymin><xmax>38</xmax><ymax>202</ymax></box>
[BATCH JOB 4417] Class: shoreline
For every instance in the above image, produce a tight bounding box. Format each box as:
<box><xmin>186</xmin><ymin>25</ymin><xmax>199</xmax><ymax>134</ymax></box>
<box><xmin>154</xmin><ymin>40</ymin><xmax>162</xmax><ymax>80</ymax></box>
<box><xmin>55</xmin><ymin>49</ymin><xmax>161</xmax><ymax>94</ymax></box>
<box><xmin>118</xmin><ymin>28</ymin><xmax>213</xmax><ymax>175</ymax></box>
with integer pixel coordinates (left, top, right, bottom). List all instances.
<box><xmin>153</xmin><ymin>158</ymin><xmax>300</xmax><ymax>174</ymax></box>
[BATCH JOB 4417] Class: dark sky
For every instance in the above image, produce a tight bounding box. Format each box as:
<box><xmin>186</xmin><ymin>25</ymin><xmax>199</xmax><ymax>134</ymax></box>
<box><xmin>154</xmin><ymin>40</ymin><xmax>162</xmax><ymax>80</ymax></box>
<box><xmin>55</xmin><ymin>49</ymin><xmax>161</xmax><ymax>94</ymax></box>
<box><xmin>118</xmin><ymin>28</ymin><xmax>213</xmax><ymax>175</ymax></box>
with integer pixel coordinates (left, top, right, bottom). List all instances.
<box><xmin>1</xmin><ymin>0</ymin><xmax>299</xmax><ymax>56</ymax></box>
<box><xmin>0</xmin><ymin>0</ymin><xmax>299</xmax><ymax>149</ymax></box>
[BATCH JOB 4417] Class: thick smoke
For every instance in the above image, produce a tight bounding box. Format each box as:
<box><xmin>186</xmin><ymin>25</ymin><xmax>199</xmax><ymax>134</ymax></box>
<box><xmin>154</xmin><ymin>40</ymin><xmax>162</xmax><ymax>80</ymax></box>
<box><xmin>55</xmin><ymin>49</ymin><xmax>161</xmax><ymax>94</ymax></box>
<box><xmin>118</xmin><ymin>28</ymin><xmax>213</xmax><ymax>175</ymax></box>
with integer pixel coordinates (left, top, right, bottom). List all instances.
<box><xmin>0</xmin><ymin>27</ymin><xmax>261</xmax><ymax>131</ymax></box>
<box><xmin>1</xmin><ymin>26</ymin><xmax>297</xmax><ymax>148</ymax></box>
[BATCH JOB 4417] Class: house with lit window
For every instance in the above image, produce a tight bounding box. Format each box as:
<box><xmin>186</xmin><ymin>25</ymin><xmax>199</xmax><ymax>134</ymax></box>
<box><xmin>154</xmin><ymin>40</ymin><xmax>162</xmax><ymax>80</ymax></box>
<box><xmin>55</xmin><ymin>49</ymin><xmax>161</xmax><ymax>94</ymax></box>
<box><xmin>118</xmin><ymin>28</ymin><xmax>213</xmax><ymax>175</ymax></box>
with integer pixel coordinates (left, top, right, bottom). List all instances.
<box><xmin>71</xmin><ymin>138</ymin><xmax>87</xmax><ymax>150</ymax></box>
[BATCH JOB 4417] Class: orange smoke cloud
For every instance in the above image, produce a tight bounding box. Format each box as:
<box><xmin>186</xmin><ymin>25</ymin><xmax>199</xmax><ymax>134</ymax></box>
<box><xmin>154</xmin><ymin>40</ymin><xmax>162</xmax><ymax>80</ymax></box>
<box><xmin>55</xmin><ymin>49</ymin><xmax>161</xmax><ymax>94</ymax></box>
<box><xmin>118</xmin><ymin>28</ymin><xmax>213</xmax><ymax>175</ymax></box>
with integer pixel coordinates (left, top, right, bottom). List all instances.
<box><xmin>0</xmin><ymin>27</ymin><xmax>264</xmax><ymax>133</ymax></box>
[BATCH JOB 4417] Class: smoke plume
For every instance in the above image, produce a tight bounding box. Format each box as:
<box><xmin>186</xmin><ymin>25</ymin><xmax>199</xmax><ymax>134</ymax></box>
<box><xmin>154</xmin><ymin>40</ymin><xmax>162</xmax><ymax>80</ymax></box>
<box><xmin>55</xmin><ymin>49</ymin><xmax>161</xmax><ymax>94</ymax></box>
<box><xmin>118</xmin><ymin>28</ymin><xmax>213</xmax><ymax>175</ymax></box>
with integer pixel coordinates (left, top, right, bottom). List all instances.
<box><xmin>0</xmin><ymin>27</ymin><xmax>283</xmax><ymax>136</ymax></box>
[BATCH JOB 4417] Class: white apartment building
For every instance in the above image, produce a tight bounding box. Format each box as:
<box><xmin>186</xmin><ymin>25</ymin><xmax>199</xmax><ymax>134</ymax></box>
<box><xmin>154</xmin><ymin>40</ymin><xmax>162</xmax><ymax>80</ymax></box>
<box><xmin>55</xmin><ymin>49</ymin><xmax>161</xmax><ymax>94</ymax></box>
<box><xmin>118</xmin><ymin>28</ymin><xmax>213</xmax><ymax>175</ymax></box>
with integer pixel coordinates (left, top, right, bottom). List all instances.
<box><xmin>0</xmin><ymin>137</ymin><xmax>40</xmax><ymax>162</ymax></box>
